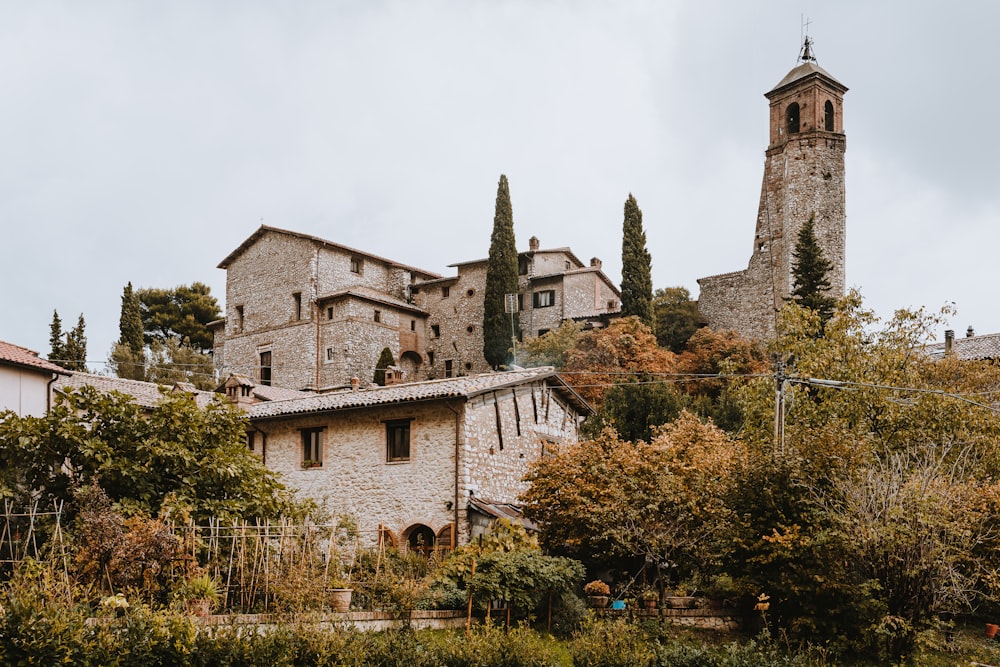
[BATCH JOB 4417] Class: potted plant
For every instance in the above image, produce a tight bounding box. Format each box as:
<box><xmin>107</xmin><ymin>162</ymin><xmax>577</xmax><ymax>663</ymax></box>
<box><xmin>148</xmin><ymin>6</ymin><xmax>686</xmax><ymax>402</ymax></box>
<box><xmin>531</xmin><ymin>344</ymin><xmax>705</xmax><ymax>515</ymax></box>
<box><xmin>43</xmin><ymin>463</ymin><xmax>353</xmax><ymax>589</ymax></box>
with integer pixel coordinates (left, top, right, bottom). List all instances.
<box><xmin>583</xmin><ymin>580</ymin><xmax>610</xmax><ymax>608</ymax></box>
<box><xmin>301</xmin><ymin>459</ymin><xmax>322</xmax><ymax>469</ymax></box>
<box><xmin>182</xmin><ymin>573</ymin><xmax>220</xmax><ymax>616</ymax></box>
<box><xmin>665</xmin><ymin>580</ymin><xmax>698</xmax><ymax>609</ymax></box>
<box><xmin>328</xmin><ymin>576</ymin><xmax>353</xmax><ymax>612</ymax></box>
<box><xmin>640</xmin><ymin>588</ymin><xmax>659</xmax><ymax>609</ymax></box>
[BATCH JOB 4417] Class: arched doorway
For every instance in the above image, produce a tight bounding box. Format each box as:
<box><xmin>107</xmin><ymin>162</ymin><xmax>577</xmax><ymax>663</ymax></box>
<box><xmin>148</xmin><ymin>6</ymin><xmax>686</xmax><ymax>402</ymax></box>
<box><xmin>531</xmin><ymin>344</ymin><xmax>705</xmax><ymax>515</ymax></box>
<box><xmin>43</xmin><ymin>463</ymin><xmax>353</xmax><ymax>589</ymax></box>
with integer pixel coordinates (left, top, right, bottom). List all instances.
<box><xmin>398</xmin><ymin>350</ymin><xmax>423</xmax><ymax>378</ymax></box>
<box><xmin>403</xmin><ymin>523</ymin><xmax>436</xmax><ymax>558</ymax></box>
<box><xmin>436</xmin><ymin>523</ymin><xmax>456</xmax><ymax>553</ymax></box>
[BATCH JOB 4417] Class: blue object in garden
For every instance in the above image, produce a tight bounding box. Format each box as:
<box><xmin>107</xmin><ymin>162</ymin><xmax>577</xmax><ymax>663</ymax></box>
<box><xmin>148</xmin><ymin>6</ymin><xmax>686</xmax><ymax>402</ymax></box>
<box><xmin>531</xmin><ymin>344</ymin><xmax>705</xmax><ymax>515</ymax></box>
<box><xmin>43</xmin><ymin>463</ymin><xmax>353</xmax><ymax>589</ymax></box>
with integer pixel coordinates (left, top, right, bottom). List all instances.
<box><xmin>611</xmin><ymin>600</ymin><xmax>625</xmax><ymax>610</ymax></box>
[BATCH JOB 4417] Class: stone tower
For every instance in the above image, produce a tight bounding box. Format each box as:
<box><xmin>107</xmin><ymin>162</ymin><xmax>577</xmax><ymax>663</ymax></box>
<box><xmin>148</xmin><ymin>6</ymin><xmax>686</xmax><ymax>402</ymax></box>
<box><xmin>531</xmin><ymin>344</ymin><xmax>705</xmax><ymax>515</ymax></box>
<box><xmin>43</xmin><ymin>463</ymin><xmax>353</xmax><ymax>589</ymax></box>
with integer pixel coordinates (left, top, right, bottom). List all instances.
<box><xmin>698</xmin><ymin>37</ymin><xmax>847</xmax><ymax>339</ymax></box>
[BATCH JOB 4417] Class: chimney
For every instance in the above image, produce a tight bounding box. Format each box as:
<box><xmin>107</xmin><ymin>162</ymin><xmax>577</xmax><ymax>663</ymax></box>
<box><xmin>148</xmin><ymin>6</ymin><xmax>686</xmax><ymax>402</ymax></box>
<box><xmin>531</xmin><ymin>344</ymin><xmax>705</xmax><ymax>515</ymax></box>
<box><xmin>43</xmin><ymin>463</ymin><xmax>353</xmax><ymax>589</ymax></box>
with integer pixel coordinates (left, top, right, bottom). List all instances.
<box><xmin>590</xmin><ymin>257</ymin><xmax>602</xmax><ymax>269</ymax></box>
<box><xmin>945</xmin><ymin>329</ymin><xmax>955</xmax><ymax>356</ymax></box>
<box><xmin>529</xmin><ymin>236</ymin><xmax>540</xmax><ymax>252</ymax></box>
<box><xmin>967</xmin><ymin>326</ymin><xmax>975</xmax><ymax>338</ymax></box>
<box><xmin>350</xmin><ymin>376</ymin><xmax>360</xmax><ymax>391</ymax></box>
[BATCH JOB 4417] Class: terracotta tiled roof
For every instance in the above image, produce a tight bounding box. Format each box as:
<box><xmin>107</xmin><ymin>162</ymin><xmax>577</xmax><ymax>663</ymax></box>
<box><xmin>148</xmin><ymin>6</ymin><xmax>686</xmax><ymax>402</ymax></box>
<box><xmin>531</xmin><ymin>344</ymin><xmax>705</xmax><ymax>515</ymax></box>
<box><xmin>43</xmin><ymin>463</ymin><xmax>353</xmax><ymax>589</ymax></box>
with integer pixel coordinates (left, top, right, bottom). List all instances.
<box><xmin>54</xmin><ymin>372</ymin><xmax>219</xmax><ymax>408</ymax></box>
<box><xmin>0</xmin><ymin>340</ymin><xmax>70</xmax><ymax>375</ymax></box>
<box><xmin>450</xmin><ymin>247</ymin><xmax>584</xmax><ymax>269</ymax></box>
<box><xmin>249</xmin><ymin>367</ymin><xmax>591</xmax><ymax>420</ymax></box>
<box><xmin>925</xmin><ymin>333</ymin><xmax>1000</xmax><ymax>361</ymax></box>
<box><xmin>468</xmin><ymin>497</ymin><xmax>538</xmax><ymax>532</ymax></box>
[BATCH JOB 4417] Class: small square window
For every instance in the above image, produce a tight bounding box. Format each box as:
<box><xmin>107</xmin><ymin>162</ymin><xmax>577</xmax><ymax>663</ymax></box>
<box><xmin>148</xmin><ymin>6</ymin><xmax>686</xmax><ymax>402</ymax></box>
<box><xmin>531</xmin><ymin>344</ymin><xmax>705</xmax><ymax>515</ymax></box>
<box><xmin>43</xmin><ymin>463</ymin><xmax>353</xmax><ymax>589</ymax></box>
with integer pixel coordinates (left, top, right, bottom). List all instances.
<box><xmin>533</xmin><ymin>290</ymin><xmax>555</xmax><ymax>308</ymax></box>
<box><xmin>431</xmin><ymin>324</ymin><xmax>440</xmax><ymax>338</ymax></box>
<box><xmin>538</xmin><ymin>328</ymin><xmax>550</xmax><ymax>337</ymax></box>
<box><xmin>350</xmin><ymin>256</ymin><xmax>363</xmax><ymax>274</ymax></box>
<box><xmin>386</xmin><ymin>419</ymin><xmax>411</xmax><ymax>462</ymax></box>
<box><xmin>301</xmin><ymin>428</ymin><xmax>323</xmax><ymax>467</ymax></box>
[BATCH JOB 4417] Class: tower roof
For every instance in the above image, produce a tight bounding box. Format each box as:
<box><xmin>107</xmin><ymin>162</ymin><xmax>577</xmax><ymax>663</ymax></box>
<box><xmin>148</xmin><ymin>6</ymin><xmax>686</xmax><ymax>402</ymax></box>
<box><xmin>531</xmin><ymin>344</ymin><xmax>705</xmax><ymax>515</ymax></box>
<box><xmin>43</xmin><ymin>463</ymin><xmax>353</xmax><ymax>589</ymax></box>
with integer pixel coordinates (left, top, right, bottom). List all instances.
<box><xmin>768</xmin><ymin>37</ymin><xmax>847</xmax><ymax>97</ymax></box>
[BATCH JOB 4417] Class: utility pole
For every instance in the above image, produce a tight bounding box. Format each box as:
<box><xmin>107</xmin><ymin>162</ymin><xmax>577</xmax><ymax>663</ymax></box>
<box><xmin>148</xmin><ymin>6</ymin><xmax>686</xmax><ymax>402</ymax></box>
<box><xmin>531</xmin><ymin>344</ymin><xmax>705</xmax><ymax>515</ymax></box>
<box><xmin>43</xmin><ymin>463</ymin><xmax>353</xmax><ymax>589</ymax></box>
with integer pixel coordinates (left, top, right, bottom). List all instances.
<box><xmin>505</xmin><ymin>294</ymin><xmax>519</xmax><ymax>367</ymax></box>
<box><xmin>774</xmin><ymin>359</ymin><xmax>787</xmax><ymax>455</ymax></box>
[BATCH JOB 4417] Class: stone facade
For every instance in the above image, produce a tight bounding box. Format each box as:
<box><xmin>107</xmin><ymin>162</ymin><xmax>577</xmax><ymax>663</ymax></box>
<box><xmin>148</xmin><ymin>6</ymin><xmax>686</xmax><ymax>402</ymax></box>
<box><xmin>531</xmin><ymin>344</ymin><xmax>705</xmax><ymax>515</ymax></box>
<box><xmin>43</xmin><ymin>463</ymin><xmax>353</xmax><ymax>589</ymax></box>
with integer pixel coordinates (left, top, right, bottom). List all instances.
<box><xmin>698</xmin><ymin>42</ymin><xmax>847</xmax><ymax>340</ymax></box>
<box><xmin>214</xmin><ymin>228</ymin><xmax>621</xmax><ymax>387</ymax></box>
<box><xmin>246</xmin><ymin>367</ymin><xmax>589</xmax><ymax>550</ymax></box>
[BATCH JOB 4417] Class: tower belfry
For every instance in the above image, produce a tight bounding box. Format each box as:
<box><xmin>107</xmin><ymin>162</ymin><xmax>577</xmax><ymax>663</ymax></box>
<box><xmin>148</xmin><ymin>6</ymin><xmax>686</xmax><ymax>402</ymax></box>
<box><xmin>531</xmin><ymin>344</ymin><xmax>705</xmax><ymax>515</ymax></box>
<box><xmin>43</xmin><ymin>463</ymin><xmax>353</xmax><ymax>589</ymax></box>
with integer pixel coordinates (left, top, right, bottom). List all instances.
<box><xmin>698</xmin><ymin>36</ymin><xmax>847</xmax><ymax>339</ymax></box>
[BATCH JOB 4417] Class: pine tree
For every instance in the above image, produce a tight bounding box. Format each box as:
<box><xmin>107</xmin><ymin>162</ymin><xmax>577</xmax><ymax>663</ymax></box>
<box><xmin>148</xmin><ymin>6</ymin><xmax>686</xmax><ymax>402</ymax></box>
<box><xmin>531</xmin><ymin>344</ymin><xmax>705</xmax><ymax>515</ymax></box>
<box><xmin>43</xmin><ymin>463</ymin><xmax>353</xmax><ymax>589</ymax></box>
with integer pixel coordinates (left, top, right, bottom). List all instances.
<box><xmin>373</xmin><ymin>347</ymin><xmax>396</xmax><ymax>386</ymax></box>
<box><xmin>620</xmin><ymin>193</ymin><xmax>655</xmax><ymax>329</ymax></box>
<box><xmin>62</xmin><ymin>314</ymin><xmax>88</xmax><ymax>371</ymax></box>
<box><xmin>115</xmin><ymin>282</ymin><xmax>147</xmax><ymax>380</ymax></box>
<box><xmin>790</xmin><ymin>214</ymin><xmax>836</xmax><ymax>323</ymax></box>
<box><xmin>48</xmin><ymin>310</ymin><xmax>64</xmax><ymax>363</ymax></box>
<box><xmin>482</xmin><ymin>174</ymin><xmax>519</xmax><ymax>370</ymax></box>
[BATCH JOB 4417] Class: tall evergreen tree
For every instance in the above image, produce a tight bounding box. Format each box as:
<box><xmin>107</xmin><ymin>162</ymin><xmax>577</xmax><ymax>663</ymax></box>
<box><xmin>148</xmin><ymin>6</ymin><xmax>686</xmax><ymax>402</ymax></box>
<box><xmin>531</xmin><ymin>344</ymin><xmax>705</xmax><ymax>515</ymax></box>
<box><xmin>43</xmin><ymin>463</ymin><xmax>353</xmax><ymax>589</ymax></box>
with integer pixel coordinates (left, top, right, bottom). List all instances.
<box><xmin>114</xmin><ymin>282</ymin><xmax>147</xmax><ymax>380</ymax></box>
<box><xmin>48</xmin><ymin>310</ymin><xmax>64</xmax><ymax>363</ymax></box>
<box><xmin>790</xmin><ymin>214</ymin><xmax>836</xmax><ymax>324</ymax></box>
<box><xmin>373</xmin><ymin>347</ymin><xmax>396</xmax><ymax>386</ymax></box>
<box><xmin>62</xmin><ymin>314</ymin><xmax>88</xmax><ymax>371</ymax></box>
<box><xmin>482</xmin><ymin>174</ymin><xmax>519</xmax><ymax>370</ymax></box>
<box><xmin>620</xmin><ymin>193</ymin><xmax>654</xmax><ymax>329</ymax></box>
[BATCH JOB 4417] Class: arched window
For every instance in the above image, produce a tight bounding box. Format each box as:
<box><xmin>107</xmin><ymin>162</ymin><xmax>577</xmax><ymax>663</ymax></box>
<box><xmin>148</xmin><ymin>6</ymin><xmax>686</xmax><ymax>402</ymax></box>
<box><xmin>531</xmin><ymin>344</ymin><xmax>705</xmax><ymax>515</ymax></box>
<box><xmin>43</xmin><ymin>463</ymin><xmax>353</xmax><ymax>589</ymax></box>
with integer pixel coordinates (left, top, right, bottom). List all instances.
<box><xmin>824</xmin><ymin>100</ymin><xmax>835</xmax><ymax>131</ymax></box>
<box><xmin>786</xmin><ymin>103</ymin><xmax>800</xmax><ymax>134</ymax></box>
<box><xmin>377</xmin><ymin>525</ymin><xmax>397</xmax><ymax>550</ymax></box>
<box><xmin>436</xmin><ymin>524</ymin><xmax>456</xmax><ymax>552</ymax></box>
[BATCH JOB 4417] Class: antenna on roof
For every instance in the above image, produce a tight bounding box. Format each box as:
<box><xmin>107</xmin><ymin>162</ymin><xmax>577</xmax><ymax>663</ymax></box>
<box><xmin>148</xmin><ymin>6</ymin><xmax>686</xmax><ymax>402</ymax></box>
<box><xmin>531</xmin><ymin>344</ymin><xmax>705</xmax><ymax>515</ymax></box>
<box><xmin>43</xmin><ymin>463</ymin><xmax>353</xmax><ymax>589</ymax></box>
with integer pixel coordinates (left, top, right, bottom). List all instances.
<box><xmin>799</xmin><ymin>16</ymin><xmax>817</xmax><ymax>63</ymax></box>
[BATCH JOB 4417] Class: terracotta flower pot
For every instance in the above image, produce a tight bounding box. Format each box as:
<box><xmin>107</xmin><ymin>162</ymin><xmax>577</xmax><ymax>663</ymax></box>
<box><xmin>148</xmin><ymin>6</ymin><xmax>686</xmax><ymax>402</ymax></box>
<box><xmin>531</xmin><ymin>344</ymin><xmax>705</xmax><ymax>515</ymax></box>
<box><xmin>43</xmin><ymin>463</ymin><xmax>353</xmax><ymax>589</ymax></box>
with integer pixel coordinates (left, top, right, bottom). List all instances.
<box><xmin>329</xmin><ymin>588</ymin><xmax>353</xmax><ymax>613</ymax></box>
<box><xmin>985</xmin><ymin>623</ymin><xmax>999</xmax><ymax>639</ymax></box>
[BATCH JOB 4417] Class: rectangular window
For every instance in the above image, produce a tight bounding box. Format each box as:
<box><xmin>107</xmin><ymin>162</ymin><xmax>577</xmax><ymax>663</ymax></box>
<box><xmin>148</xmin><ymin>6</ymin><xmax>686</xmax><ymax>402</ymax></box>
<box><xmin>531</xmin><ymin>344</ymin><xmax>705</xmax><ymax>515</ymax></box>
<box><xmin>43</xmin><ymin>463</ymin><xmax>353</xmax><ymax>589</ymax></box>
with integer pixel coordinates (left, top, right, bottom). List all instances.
<box><xmin>533</xmin><ymin>290</ymin><xmax>555</xmax><ymax>308</ymax></box>
<box><xmin>410</xmin><ymin>320</ymin><xmax>416</xmax><ymax>331</ymax></box>
<box><xmin>517</xmin><ymin>293</ymin><xmax>523</xmax><ymax>311</ymax></box>
<box><xmin>235</xmin><ymin>305</ymin><xmax>244</xmax><ymax>333</ymax></box>
<box><xmin>444</xmin><ymin>360</ymin><xmax>453</xmax><ymax>378</ymax></box>
<box><xmin>293</xmin><ymin>292</ymin><xmax>302</xmax><ymax>320</ymax></box>
<box><xmin>427</xmin><ymin>351</ymin><xmax>435</xmax><ymax>365</ymax></box>
<box><xmin>327</xmin><ymin>306</ymin><xmax>334</xmax><ymax>319</ymax></box>
<box><xmin>350</xmin><ymin>256</ymin><xmax>363</xmax><ymax>274</ymax></box>
<box><xmin>246</xmin><ymin>431</ymin><xmax>255</xmax><ymax>452</ymax></box>
<box><xmin>259</xmin><ymin>351</ymin><xmax>272</xmax><ymax>386</ymax></box>
<box><xmin>326</xmin><ymin>347</ymin><xmax>334</xmax><ymax>362</ymax></box>
<box><xmin>538</xmin><ymin>328</ymin><xmax>549</xmax><ymax>337</ymax></box>
<box><xmin>431</xmin><ymin>324</ymin><xmax>440</xmax><ymax>338</ymax></box>
<box><xmin>374</xmin><ymin>309</ymin><xmax>381</xmax><ymax>323</ymax></box>
<box><xmin>518</xmin><ymin>256</ymin><xmax>529</xmax><ymax>275</ymax></box>
<box><xmin>386</xmin><ymin>419</ymin><xmax>411</xmax><ymax>462</ymax></box>
<box><xmin>441</xmin><ymin>286</ymin><xmax>450</xmax><ymax>298</ymax></box>
<box><xmin>301</xmin><ymin>427</ymin><xmax>323</xmax><ymax>467</ymax></box>
<box><xmin>608</xmin><ymin>300</ymin><xmax>618</xmax><ymax>310</ymax></box>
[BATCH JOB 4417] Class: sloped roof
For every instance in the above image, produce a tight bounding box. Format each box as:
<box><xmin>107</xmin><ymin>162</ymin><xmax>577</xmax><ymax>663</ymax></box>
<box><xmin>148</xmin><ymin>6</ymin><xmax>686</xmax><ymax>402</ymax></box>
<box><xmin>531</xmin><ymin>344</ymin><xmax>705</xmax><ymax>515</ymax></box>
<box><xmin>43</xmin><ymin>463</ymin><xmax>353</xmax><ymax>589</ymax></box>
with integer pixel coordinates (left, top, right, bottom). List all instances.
<box><xmin>925</xmin><ymin>333</ymin><xmax>1000</xmax><ymax>361</ymax></box>
<box><xmin>218</xmin><ymin>225</ymin><xmax>441</xmax><ymax>278</ymax></box>
<box><xmin>54</xmin><ymin>372</ymin><xmax>219</xmax><ymax>408</ymax></box>
<box><xmin>768</xmin><ymin>60</ymin><xmax>848</xmax><ymax>97</ymax></box>
<box><xmin>450</xmin><ymin>247</ymin><xmax>585</xmax><ymax>269</ymax></box>
<box><xmin>0</xmin><ymin>341</ymin><xmax>70</xmax><ymax>376</ymax></box>
<box><xmin>468</xmin><ymin>497</ymin><xmax>538</xmax><ymax>532</ymax></box>
<box><xmin>249</xmin><ymin>367</ymin><xmax>592</xmax><ymax>420</ymax></box>
<box><xmin>317</xmin><ymin>286</ymin><xmax>427</xmax><ymax>315</ymax></box>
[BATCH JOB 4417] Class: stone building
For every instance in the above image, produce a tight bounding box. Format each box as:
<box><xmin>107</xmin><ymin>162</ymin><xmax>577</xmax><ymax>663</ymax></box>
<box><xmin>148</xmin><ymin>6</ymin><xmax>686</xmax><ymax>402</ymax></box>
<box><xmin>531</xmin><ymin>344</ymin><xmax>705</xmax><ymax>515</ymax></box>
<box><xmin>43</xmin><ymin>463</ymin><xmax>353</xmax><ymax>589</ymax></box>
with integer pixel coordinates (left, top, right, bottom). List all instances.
<box><xmin>211</xmin><ymin>226</ymin><xmax>620</xmax><ymax>388</ymax></box>
<box><xmin>698</xmin><ymin>37</ymin><xmax>847</xmax><ymax>339</ymax></box>
<box><xmin>243</xmin><ymin>366</ymin><xmax>591</xmax><ymax>551</ymax></box>
<box><xmin>411</xmin><ymin>235</ymin><xmax>620</xmax><ymax>378</ymax></box>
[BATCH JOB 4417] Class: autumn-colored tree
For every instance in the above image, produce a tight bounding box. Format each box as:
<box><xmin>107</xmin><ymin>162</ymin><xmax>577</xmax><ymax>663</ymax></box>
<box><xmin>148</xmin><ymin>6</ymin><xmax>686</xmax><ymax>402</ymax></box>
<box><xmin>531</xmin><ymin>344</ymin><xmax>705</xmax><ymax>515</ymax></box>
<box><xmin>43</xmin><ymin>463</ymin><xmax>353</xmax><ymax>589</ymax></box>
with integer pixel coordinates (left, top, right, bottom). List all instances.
<box><xmin>723</xmin><ymin>292</ymin><xmax>1000</xmax><ymax>655</ymax></box>
<box><xmin>522</xmin><ymin>412</ymin><xmax>737</xmax><ymax>585</ymax></box>
<box><xmin>519</xmin><ymin>320</ymin><xmax>582</xmax><ymax>370</ymax></box>
<box><xmin>561</xmin><ymin>316</ymin><xmax>674</xmax><ymax>409</ymax></box>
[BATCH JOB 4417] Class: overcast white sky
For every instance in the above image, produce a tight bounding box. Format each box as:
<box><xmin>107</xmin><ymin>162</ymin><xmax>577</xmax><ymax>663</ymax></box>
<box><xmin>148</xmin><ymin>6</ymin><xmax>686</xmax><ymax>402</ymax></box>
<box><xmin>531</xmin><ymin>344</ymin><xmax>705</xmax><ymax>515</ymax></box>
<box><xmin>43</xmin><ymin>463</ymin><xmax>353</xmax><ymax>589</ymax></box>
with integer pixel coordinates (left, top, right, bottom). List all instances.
<box><xmin>3</xmin><ymin>1</ymin><xmax>998</xmax><ymax>366</ymax></box>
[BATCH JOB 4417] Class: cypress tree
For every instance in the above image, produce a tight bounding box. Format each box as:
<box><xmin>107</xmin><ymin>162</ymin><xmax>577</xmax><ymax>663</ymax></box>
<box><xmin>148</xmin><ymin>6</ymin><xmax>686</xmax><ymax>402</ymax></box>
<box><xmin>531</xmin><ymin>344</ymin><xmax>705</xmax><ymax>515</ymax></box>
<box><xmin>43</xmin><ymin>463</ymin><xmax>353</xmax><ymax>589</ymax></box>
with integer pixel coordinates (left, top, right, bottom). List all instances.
<box><xmin>62</xmin><ymin>314</ymin><xmax>88</xmax><ymax>371</ymax></box>
<box><xmin>48</xmin><ymin>310</ymin><xmax>64</xmax><ymax>363</ymax></box>
<box><xmin>620</xmin><ymin>193</ymin><xmax>655</xmax><ymax>329</ymax></box>
<box><xmin>373</xmin><ymin>347</ymin><xmax>396</xmax><ymax>386</ymax></box>
<box><xmin>482</xmin><ymin>174</ymin><xmax>519</xmax><ymax>370</ymax></box>
<box><xmin>790</xmin><ymin>214</ymin><xmax>836</xmax><ymax>324</ymax></box>
<box><xmin>115</xmin><ymin>282</ymin><xmax>147</xmax><ymax>380</ymax></box>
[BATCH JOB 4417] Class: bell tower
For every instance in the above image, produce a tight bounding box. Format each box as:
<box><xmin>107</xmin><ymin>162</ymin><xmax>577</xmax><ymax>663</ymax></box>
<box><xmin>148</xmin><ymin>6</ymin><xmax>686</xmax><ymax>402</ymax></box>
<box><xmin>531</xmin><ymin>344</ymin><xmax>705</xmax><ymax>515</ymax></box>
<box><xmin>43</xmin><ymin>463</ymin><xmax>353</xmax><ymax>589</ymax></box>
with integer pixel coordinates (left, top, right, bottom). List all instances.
<box><xmin>698</xmin><ymin>37</ymin><xmax>847</xmax><ymax>339</ymax></box>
